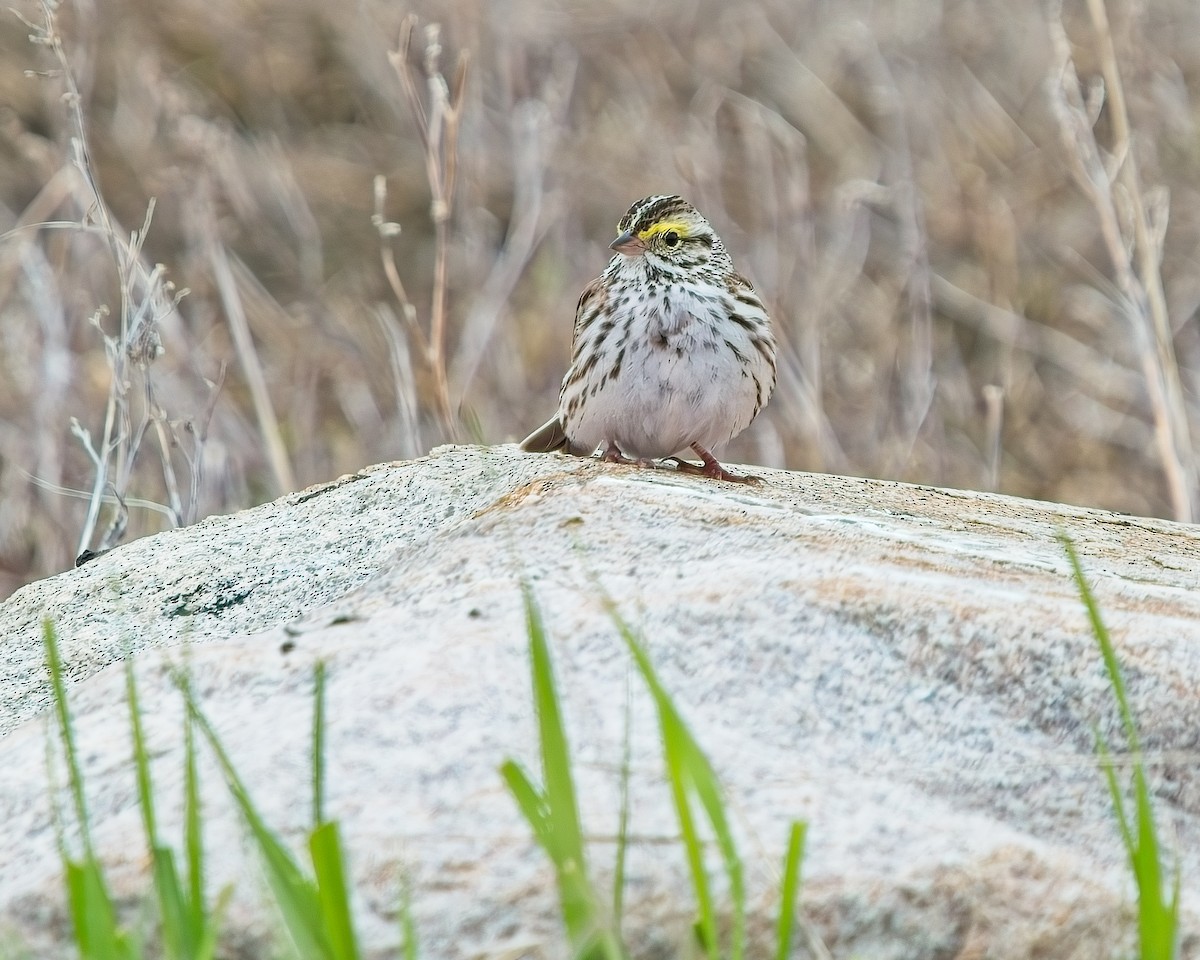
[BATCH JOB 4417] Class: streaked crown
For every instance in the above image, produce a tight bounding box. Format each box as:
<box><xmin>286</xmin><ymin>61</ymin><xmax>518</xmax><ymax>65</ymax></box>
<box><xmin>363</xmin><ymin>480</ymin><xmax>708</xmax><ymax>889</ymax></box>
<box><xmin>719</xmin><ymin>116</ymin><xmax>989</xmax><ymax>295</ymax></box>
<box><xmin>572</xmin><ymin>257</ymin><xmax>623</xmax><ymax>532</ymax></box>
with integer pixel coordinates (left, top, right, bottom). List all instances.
<box><xmin>612</xmin><ymin>195</ymin><xmax>727</xmax><ymax>273</ymax></box>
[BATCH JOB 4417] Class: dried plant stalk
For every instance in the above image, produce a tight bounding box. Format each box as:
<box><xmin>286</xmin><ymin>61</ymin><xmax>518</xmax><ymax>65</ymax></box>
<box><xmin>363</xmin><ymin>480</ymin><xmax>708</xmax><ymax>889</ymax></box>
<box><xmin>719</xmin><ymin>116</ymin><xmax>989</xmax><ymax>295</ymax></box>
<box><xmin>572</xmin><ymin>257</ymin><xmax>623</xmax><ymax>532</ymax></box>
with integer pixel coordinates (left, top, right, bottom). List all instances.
<box><xmin>386</xmin><ymin>15</ymin><xmax>470</xmax><ymax>439</ymax></box>
<box><xmin>1046</xmin><ymin>0</ymin><xmax>1197</xmax><ymax>522</ymax></box>
<box><xmin>27</xmin><ymin>0</ymin><xmax>196</xmax><ymax>558</ymax></box>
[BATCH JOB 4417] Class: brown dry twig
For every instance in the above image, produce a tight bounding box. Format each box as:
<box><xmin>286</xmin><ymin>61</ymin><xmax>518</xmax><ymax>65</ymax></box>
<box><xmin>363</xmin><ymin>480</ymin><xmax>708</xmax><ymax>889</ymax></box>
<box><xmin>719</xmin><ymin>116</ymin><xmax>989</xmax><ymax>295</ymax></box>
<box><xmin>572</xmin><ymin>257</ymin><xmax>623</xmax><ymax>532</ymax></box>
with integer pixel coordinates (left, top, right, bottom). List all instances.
<box><xmin>386</xmin><ymin>15</ymin><xmax>470</xmax><ymax>439</ymax></box>
<box><xmin>20</xmin><ymin>1</ymin><xmax>205</xmax><ymax>560</ymax></box>
<box><xmin>1046</xmin><ymin>0</ymin><xmax>1197</xmax><ymax>521</ymax></box>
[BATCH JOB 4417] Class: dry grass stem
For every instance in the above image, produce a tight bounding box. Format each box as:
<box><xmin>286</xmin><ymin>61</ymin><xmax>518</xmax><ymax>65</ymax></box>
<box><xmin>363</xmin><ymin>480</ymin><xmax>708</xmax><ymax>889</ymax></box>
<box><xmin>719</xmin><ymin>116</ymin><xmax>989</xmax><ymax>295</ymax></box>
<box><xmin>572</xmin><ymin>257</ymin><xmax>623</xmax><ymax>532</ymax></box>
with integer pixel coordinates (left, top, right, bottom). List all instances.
<box><xmin>203</xmin><ymin>208</ymin><xmax>296</xmax><ymax>496</ymax></box>
<box><xmin>4</xmin><ymin>0</ymin><xmax>1200</xmax><ymax>591</ymax></box>
<box><xmin>1047</xmin><ymin>1</ymin><xmax>1197</xmax><ymax>521</ymax></box>
<box><xmin>20</xmin><ymin>2</ymin><xmax>196</xmax><ymax>560</ymax></box>
<box><xmin>983</xmin><ymin>384</ymin><xmax>1004</xmax><ymax>492</ymax></box>
<box><xmin>374</xmin><ymin>305</ymin><xmax>424</xmax><ymax>460</ymax></box>
<box><xmin>388</xmin><ymin>15</ymin><xmax>470</xmax><ymax>438</ymax></box>
<box><xmin>372</xmin><ymin>176</ymin><xmax>427</xmax><ymax>359</ymax></box>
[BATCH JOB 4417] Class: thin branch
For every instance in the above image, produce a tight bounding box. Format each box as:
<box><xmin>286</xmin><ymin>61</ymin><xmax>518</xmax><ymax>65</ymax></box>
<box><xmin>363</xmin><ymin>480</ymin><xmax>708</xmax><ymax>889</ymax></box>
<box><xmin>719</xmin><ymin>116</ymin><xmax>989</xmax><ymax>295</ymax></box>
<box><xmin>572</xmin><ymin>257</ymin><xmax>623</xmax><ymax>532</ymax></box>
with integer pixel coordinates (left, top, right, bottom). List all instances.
<box><xmin>1046</xmin><ymin>1</ymin><xmax>1196</xmax><ymax>521</ymax></box>
<box><xmin>204</xmin><ymin>209</ymin><xmax>296</xmax><ymax>494</ymax></box>
<box><xmin>372</xmin><ymin>175</ymin><xmax>428</xmax><ymax>357</ymax></box>
<box><xmin>387</xmin><ymin>17</ymin><xmax>469</xmax><ymax>439</ymax></box>
<box><xmin>182</xmin><ymin>362</ymin><xmax>227</xmax><ymax>526</ymax></box>
<box><xmin>1085</xmin><ymin>0</ymin><xmax>1195</xmax><ymax>521</ymax></box>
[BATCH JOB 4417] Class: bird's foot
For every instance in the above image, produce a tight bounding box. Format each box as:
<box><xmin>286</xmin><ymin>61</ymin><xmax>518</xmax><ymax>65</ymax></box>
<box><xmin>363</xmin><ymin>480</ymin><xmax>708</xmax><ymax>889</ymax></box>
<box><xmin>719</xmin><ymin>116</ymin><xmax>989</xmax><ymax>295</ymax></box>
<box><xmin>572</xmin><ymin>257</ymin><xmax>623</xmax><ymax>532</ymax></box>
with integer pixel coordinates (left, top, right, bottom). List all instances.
<box><xmin>668</xmin><ymin>444</ymin><xmax>761</xmax><ymax>484</ymax></box>
<box><xmin>600</xmin><ymin>442</ymin><xmax>656</xmax><ymax>469</ymax></box>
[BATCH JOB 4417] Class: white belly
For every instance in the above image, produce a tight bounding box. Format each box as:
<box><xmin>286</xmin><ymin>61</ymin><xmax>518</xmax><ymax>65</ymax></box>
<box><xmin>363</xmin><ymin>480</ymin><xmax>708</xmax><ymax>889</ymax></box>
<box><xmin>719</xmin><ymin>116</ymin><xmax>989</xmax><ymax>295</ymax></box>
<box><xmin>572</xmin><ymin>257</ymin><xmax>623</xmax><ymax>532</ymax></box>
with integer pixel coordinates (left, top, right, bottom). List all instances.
<box><xmin>562</xmin><ymin>297</ymin><xmax>770</xmax><ymax>459</ymax></box>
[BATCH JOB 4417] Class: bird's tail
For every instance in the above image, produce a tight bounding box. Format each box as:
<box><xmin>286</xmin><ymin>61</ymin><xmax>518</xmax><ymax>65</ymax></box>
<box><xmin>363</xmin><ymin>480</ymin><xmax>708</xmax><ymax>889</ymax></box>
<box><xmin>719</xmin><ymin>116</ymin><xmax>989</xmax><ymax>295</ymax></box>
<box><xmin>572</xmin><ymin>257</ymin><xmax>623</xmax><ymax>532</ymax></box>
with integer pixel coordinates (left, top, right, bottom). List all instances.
<box><xmin>520</xmin><ymin>415</ymin><xmax>569</xmax><ymax>453</ymax></box>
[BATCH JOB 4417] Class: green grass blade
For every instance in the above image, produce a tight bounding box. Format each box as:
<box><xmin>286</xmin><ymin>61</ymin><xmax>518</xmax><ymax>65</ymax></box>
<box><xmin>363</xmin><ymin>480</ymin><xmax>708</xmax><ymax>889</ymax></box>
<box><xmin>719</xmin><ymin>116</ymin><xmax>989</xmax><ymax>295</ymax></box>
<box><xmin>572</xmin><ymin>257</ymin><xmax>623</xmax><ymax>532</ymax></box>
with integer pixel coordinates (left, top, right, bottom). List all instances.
<box><xmin>773</xmin><ymin>821</ymin><xmax>807</xmax><ymax>960</ymax></box>
<box><xmin>659</xmin><ymin>711</ymin><xmax>719</xmax><ymax>960</ymax></box>
<box><xmin>683</xmin><ymin>737</ymin><xmax>744</xmax><ymax>960</ymax></box>
<box><xmin>1133</xmin><ymin>768</ymin><xmax>1175</xmax><ymax>960</ymax></box>
<box><xmin>313</xmin><ymin>661</ymin><xmax>327</xmax><ymax>829</ymax></box>
<box><xmin>522</xmin><ymin>585</ymin><xmax>586</xmax><ymax>869</ymax></box>
<box><xmin>126</xmin><ymin>661</ymin><xmax>158</xmax><ymax>847</ymax></box>
<box><xmin>1059</xmin><ymin>534</ymin><xmax>1140</xmax><ymax>750</ymax></box>
<box><xmin>228</xmin><ymin>781</ymin><xmax>327</xmax><ymax>956</ymax></box>
<box><xmin>502</xmin><ymin>586</ymin><xmax>624</xmax><ymax>960</ymax></box>
<box><xmin>148</xmin><ymin>848</ymin><xmax>190</xmax><ymax>958</ymax></box>
<box><xmin>1169</xmin><ymin>860</ymin><xmax>1183</xmax><ymax>952</ymax></box>
<box><xmin>183</xmin><ymin>710</ymin><xmax>206</xmax><ymax>935</ymax></box>
<box><xmin>43</xmin><ymin>620</ymin><xmax>93</xmax><ymax>855</ymax></box>
<box><xmin>127</xmin><ymin>660</ymin><xmax>203</xmax><ymax>959</ymax></box>
<box><xmin>520</xmin><ymin>585</ymin><xmax>594</xmax><ymax>935</ymax></box>
<box><xmin>611</xmin><ymin>610</ymin><xmax>738</xmax><ymax>960</ymax></box>
<box><xmin>399</xmin><ymin>881</ymin><xmax>419</xmax><ymax>960</ymax></box>
<box><xmin>65</xmin><ymin>859</ymin><xmax>135</xmax><ymax>960</ymax></box>
<box><xmin>177</xmin><ymin>686</ymin><xmax>226</xmax><ymax>956</ymax></box>
<box><xmin>46</xmin><ymin>620</ymin><xmax>135</xmax><ymax>960</ymax></box>
<box><xmin>194</xmin><ymin>885</ymin><xmax>235</xmax><ymax>960</ymax></box>
<box><xmin>1061</xmin><ymin>533</ymin><xmax>1179</xmax><ymax>960</ymax></box>
<box><xmin>1094</xmin><ymin>731</ymin><xmax>1134</xmax><ymax>854</ymax></box>
<box><xmin>310</xmin><ymin>821</ymin><xmax>361</xmax><ymax>960</ymax></box>
<box><xmin>64</xmin><ymin>861</ymin><xmax>93</xmax><ymax>955</ymax></box>
<box><xmin>179</xmin><ymin>675</ymin><xmax>331</xmax><ymax>959</ymax></box>
<box><xmin>308</xmin><ymin>662</ymin><xmax>362</xmax><ymax>959</ymax></box>
<box><xmin>611</xmin><ymin>676</ymin><xmax>633</xmax><ymax>931</ymax></box>
<box><xmin>499</xmin><ymin>760</ymin><xmax>552</xmax><ymax>847</ymax></box>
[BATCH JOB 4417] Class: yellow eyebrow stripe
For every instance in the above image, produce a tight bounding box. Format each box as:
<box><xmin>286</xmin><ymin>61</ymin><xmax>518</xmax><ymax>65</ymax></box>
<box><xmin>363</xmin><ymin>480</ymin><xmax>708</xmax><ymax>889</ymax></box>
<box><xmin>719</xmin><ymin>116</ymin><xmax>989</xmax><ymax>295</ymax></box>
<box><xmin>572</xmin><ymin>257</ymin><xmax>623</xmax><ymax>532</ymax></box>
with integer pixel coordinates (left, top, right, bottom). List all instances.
<box><xmin>636</xmin><ymin>220</ymin><xmax>690</xmax><ymax>241</ymax></box>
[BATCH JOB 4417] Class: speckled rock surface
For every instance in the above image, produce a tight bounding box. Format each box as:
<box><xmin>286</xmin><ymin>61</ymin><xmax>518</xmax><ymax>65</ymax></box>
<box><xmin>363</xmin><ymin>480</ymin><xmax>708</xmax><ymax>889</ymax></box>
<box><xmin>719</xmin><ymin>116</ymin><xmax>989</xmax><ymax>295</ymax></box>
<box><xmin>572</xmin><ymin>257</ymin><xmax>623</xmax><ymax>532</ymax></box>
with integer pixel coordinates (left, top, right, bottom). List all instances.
<box><xmin>1</xmin><ymin>443</ymin><xmax>1199</xmax><ymax>958</ymax></box>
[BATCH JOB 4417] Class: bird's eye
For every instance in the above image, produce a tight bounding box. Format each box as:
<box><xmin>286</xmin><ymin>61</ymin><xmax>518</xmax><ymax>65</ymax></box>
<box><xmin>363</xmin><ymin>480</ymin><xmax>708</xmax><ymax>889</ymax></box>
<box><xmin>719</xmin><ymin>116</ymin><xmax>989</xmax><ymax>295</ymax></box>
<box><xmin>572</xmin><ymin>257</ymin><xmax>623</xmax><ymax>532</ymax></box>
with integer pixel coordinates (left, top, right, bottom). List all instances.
<box><xmin>662</xmin><ymin>231</ymin><xmax>680</xmax><ymax>247</ymax></box>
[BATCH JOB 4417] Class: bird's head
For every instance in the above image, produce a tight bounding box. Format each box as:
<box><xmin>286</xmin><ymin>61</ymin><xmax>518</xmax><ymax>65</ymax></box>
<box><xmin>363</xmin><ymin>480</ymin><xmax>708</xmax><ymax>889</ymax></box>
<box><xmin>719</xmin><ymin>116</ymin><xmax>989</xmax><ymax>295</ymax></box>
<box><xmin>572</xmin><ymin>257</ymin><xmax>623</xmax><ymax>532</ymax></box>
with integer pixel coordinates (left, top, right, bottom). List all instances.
<box><xmin>608</xmin><ymin>195</ymin><xmax>721</xmax><ymax>273</ymax></box>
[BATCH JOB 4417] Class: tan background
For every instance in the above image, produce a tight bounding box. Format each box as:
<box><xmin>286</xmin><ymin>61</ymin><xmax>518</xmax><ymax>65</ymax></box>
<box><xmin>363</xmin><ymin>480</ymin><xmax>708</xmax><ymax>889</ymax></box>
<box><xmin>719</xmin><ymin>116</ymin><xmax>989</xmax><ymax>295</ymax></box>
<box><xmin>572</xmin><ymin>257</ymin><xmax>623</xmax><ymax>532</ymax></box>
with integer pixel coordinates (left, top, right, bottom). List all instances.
<box><xmin>2</xmin><ymin>0</ymin><xmax>1200</xmax><ymax>596</ymax></box>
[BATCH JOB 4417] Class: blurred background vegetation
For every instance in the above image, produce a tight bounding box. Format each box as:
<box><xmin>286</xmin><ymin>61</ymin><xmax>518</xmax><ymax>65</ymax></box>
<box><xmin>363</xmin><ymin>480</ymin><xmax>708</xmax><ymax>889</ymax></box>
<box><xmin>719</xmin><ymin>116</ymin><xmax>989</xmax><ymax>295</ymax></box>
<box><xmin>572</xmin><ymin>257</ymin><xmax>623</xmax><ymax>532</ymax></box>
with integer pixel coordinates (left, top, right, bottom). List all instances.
<box><xmin>1</xmin><ymin>0</ymin><xmax>1199</xmax><ymax>596</ymax></box>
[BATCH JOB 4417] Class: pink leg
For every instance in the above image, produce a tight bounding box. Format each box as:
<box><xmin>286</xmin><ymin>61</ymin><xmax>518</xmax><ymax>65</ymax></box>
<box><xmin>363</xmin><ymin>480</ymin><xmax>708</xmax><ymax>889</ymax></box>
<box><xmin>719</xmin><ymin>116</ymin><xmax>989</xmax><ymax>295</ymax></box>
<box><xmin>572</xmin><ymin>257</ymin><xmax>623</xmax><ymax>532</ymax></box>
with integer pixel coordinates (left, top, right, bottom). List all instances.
<box><xmin>601</xmin><ymin>441</ymin><xmax>656</xmax><ymax>469</ymax></box>
<box><xmin>670</xmin><ymin>444</ymin><xmax>760</xmax><ymax>483</ymax></box>
<box><xmin>601</xmin><ymin>441</ymin><xmax>633</xmax><ymax>464</ymax></box>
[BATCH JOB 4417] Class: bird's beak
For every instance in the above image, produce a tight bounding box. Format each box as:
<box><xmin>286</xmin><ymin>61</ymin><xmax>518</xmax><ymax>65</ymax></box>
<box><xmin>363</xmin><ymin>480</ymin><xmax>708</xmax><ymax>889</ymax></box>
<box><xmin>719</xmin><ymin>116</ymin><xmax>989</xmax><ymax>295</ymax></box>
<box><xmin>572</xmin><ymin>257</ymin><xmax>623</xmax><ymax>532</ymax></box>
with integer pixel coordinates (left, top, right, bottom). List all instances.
<box><xmin>610</xmin><ymin>230</ymin><xmax>647</xmax><ymax>257</ymax></box>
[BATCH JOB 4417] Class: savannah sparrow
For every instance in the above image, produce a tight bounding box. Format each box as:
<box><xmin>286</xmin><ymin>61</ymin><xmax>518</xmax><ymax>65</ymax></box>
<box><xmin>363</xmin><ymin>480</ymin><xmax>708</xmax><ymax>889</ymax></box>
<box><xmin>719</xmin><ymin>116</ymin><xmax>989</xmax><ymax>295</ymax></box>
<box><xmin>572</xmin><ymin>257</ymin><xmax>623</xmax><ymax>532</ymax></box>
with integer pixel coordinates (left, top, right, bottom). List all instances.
<box><xmin>520</xmin><ymin>195</ymin><xmax>776</xmax><ymax>482</ymax></box>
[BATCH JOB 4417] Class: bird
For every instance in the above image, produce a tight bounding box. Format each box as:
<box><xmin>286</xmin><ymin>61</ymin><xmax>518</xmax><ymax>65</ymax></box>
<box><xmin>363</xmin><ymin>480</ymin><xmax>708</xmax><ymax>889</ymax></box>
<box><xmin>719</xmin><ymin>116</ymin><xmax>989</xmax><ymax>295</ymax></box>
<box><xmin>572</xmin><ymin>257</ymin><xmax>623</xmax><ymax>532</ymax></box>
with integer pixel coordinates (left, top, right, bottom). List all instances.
<box><xmin>520</xmin><ymin>195</ymin><xmax>776</xmax><ymax>482</ymax></box>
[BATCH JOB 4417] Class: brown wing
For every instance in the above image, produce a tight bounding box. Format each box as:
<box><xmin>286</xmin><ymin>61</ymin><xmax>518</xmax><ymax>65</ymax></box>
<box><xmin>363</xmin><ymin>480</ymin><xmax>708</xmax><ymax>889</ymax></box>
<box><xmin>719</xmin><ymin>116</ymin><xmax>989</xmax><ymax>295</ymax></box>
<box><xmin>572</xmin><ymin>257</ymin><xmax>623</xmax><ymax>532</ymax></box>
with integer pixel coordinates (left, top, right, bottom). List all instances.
<box><xmin>724</xmin><ymin>270</ymin><xmax>776</xmax><ymax>418</ymax></box>
<box><xmin>520</xmin><ymin>278</ymin><xmax>607</xmax><ymax>454</ymax></box>
<box><xmin>728</xmin><ymin>271</ymin><xmax>755</xmax><ymax>295</ymax></box>
<box><xmin>570</xmin><ymin>277</ymin><xmax>608</xmax><ymax>352</ymax></box>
